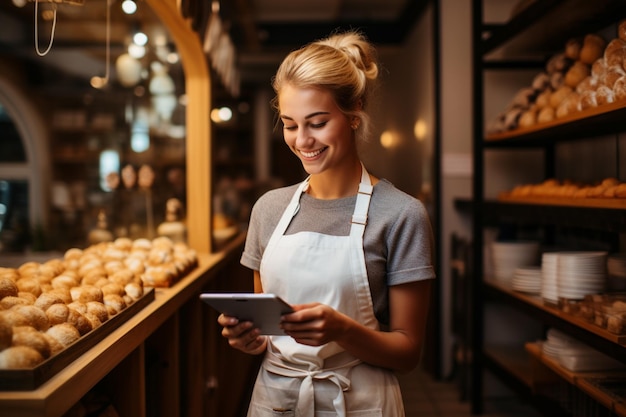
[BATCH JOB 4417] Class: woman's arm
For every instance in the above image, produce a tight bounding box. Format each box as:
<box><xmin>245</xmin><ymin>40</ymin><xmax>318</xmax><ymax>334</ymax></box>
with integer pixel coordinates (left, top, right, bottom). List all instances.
<box><xmin>280</xmin><ymin>278</ymin><xmax>432</xmax><ymax>372</ymax></box>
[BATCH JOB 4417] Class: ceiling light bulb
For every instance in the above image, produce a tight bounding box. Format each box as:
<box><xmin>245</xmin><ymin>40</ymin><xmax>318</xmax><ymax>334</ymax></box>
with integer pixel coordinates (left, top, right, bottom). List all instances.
<box><xmin>133</xmin><ymin>32</ymin><xmax>148</xmax><ymax>46</ymax></box>
<box><xmin>121</xmin><ymin>0</ymin><xmax>137</xmax><ymax>15</ymax></box>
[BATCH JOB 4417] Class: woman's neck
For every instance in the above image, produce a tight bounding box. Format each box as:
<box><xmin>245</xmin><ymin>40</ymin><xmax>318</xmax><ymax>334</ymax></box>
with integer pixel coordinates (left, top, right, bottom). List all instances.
<box><xmin>306</xmin><ymin>162</ymin><xmax>364</xmax><ymax>200</ymax></box>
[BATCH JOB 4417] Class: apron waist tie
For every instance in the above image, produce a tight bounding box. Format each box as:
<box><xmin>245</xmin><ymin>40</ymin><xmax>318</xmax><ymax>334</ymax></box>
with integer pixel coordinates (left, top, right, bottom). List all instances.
<box><xmin>263</xmin><ymin>351</ymin><xmax>361</xmax><ymax>417</ymax></box>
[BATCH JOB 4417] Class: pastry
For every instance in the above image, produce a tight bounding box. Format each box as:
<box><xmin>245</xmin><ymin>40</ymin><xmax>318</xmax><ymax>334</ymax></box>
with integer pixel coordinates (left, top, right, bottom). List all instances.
<box><xmin>0</xmin><ymin>312</ymin><xmax>12</xmax><ymax>350</ymax></box>
<box><xmin>0</xmin><ymin>296</ymin><xmax>30</xmax><ymax>309</ymax></box>
<box><xmin>549</xmin><ymin>85</ymin><xmax>573</xmax><ymax>109</ymax></box>
<box><xmin>534</xmin><ymin>88</ymin><xmax>552</xmax><ymax>109</ymax></box>
<box><xmin>46</xmin><ymin>303</ymin><xmax>70</xmax><ymax>326</ymax></box>
<box><xmin>0</xmin><ymin>346</ymin><xmax>45</xmax><ymax>369</ymax></box>
<box><xmin>579</xmin><ymin>90</ymin><xmax>598</xmax><ymax>110</ymax></box>
<box><xmin>565</xmin><ymin>38</ymin><xmax>582</xmax><ymax>60</ymax></box>
<box><xmin>0</xmin><ymin>277</ymin><xmax>18</xmax><ymax>299</ymax></box>
<box><xmin>12</xmin><ymin>325</ymin><xmax>51</xmax><ymax>359</ymax></box>
<box><xmin>86</xmin><ymin>301</ymin><xmax>109</xmax><ymax>324</ymax></box>
<box><xmin>67</xmin><ymin>308</ymin><xmax>93</xmax><ymax>336</ymax></box>
<box><xmin>103</xmin><ymin>294</ymin><xmax>126</xmax><ymax>316</ymax></box>
<box><xmin>615</xmin><ymin>75</ymin><xmax>626</xmax><ymax>101</ymax></box>
<box><xmin>579</xmin><ymin>34</ymin><xmax>606</xmax><ymax>65</ymax></box>
<box><xmin>604</xmin><ymin>38</ymin><xmax>626</xmax><ymax>68</ymax></box>
<box><xmin>34</xmin><ymin>292</ymin><xmax>65</xmax><ymax>311</ymax></box>
<box><xmin>537</xmin><ymin>106</ymin><xmax>555</xmax><ymax>123</ymax></box>
<box><xmin>16</xmin><ymin>278</ymin><xmax>42</xmax><ymax>297</ymax></box>
<box><xmin>596</xmin><ymin>85</ymin><xmax>615</xmax><ymax>106</ymax></box>
<box><xmin>564</xmin><ymin>61</ymin><xmax>590</xmax><ymax>87</ymax></box>
<box><xmin>11</xmin><ymin>305</ymin><xmax>50</xmax><ymax>331</ymax></box>
<box><xmin>46</xmin><ymin>323</ymin><xmax>80</xmax><ymax>347</ymax></box>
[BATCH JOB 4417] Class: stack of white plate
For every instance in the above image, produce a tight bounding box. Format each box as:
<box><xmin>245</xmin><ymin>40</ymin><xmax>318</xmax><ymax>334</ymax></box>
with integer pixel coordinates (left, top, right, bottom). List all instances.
<box><xmin>512</xmin><ymin>266</ymin><xmax>542</xmax><ymax>294</ymax></box>
<box><xmin>541</xmin><ymin>253</ymin><xmax>559</xmax><ymax>304</ymax></box>
<box><xmin>491</xmin><ymin>241</ymin><xmax>540</xmax><ymax>284</ymax></box>
<box><xmin>543</xmin><ymin>328</ymin><xmax>625</xmax><ymax>372</ymax></box>
<box><xmin>557</xmin><ymin>251</ymin><xmax>607</xmax><ymax>300</ymax></box>
<box><xmin>608</xmin><ymin>254</ymin><xmax>626</xmax><ymax>291</ymax></box>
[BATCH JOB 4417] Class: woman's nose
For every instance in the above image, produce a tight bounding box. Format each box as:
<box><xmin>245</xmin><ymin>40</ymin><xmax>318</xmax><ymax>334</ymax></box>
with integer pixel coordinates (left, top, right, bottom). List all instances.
<box><xmin>295</xmin><ymin>127</ymin><xmax>312</xmax><ymax>147</ymax></box>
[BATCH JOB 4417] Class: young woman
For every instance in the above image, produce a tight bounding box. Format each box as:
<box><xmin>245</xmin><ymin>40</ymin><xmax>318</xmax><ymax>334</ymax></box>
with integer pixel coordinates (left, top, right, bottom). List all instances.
<box><xmin>218</xmin><ymin>30</ymin><xmax>435</xmax><ymax>416</ymax></box>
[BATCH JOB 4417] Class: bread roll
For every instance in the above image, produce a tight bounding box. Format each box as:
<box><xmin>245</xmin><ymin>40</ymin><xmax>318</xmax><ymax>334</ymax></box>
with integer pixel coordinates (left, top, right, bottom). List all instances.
<box><xmin>101</xmin><ymin>282</ymin><xmax>125</xmax><ymax>297</ymax></box>
<box><xmin>518</xmin><ymin>108</ymin><xmax>537</xmax><ymax>128</ymax></box>
<box><xmin>0</xmin><ymin>277</ymin><xmax>18</xmax><ymax>299</ymax></box>
<box><xmin>46</xmin><ymin>303</ymin><xmax>70</xmax><ymax>325</ymax></box>
<box><xmin>0</xmin><ymin>346</ymin><xmax>45</xmax><ymax>369</ymax></box>
<box><xmin>17</xmin><ymin>292</ymin><xmax>36</xmax><ymax>305</ymax></box>
<box><xmin>46</xmin><ymin>323</ymin><xmax>80</xmax><ymax>347</ymax></box>
<box><xmin>565</xmin><ymin>61</ymin><xmax>590</xmax><ymax>87</ymax></box>
<box><xmin>0</xmin><ymin>296</ymin><xmax>30</xmax><ymax>309</ymax></box>
<box><xmin>615</xmin><ymin>75</ymin><xmax>626</xmax><ymax>101</ymax></box>
<box><xmin>0</xmin><ymin>312</ymin><xmax>12</xmax><ymax>350</ymax></box>
<box><xmin>16</xmin><ymin>278</ymin><xmax>42</xmax><ymax>297</ymax></box>
<box><xmin>537</xmin><ymin>106</ymin><xmax>555</xmax><ymax>123</ymax></box>
<box><xmin>34</xmin><ymin>292</ymin><xmax>65</xmax><ymax>311</ymax></box>
<box><xmin>41</xmin><ymin>332</ymin><xmax>65</xmax><ymax>356</ymax></box>
<box><xmin>11</xmin><ymin>305</ymin><xmax>50</xmax><ymax>331</ymax></box>
<box><xmin>51</xmin><ymin>275</ymin><xmax>79</xmax><ymax>290</ymax></box>
<box><xmin>549</xmin><ymin>85</ymin><xmax>573</xmax><ymax>108</ymax></box>
<box><xmin>604</xmin><ymin>38</ymin><xmax>626</xmax><ymax>68</ymax></box>
<box><xmin>70</xmin><ymin>285</ymin><xmax>104</xmax><ymax>304</ymax></box>
<box><xmin>124</xmin><ymin>282</ymin><xmax>143</xmax><ymax>300</ymax></box>
<box><xmin>113</xmin><ymin>237</ymin><xmax>133</xmax><ymax>251</ymax></box>
<box><xmin>580</xmin><ymin>34</ymin><xmax>606</xmax><ymax>65</ymax></box>
<box><xmin>12</xmin><ymin>326</ymin><xmax>51</xmax><ymax>359</ymax></box>
<box><xmin>596</xmin><ymin>85</ymin><xmax>615</xmax><ymax>106</ymax></box>
<box><xmin>579</xmin><ymin>90</ymin><xmax>598</xmax><ymax>110</ymax></box>
<box><xmin>604</xmin><ymin>67</ymin><xmax>625</xmax><ymax>89</ymax></box>
<box><xmin>0</xmin><ymin>309</ymin><xmax>29</xmax><ymax>327</ymax></box>
<box><xmin>565</xmin><ymin>38</ymin><xmax>582</xmax><ymax>60</ymax></box>
<box><xmin>103</xmin><ymin>294</ymin><xmax>126</xmax><ymax>316</ymax></box>
<box><xmin>86</xmin><ymin>301</ymin><xmax>109</xmax><ymax>324</ymax></box>
<box><xmin>67</xmin><ymin>308</ymin><xmax>93</xmax><ymax>336</ymax></box>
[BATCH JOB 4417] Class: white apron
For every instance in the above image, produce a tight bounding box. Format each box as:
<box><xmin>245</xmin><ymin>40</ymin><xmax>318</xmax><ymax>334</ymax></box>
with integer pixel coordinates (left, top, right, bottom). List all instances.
<box><xmin>249</xmin><ymin>165</ymin><xmax>405</xmax><ymax>417</ymax></box>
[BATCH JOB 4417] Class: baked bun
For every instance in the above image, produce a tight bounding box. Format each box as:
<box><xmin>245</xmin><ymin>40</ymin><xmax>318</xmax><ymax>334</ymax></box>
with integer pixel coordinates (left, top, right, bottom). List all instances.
<box><xmin>11</xmin><ymin>305</ymin><xmax>50</xmax><ymax>331</ymax></box>
<box><xmin>103</xmin><ymin>294</ymin><xmax>126</xmax><ymax>316</ymax></box>
<box><xmin>67</xmin><ymin>308</ymin><xmax>93</xmax><ymax>336</ymax></box>
<box><xmin>86</xmin><ymin>301</ymin><xmax>109</xmax><ymax>324</ymax></box>
<box><xmin>70</xmin><ymin>285</ymin><xmax>104</xmax><ymax>304</ymax></box>
<box><xmin>537</xmin><ymin>106</ymin><xmax>556</xmax><ymax>123</ymax></box>
<box><xmin>46</xmin><ymin>323</ymin><xmax>80</xmax><ymax>347</ymax></box>
<box><xmin>564</xmin><ymin>61</ymin><xmax>590</xmax><ymax>87</ymax></box>
<box><xmin>124</xmin><ymin>282</ymin><xmax>143</xmax><ymax>300</ymax></box>
<box><xmin>16</xmin><ymin>278</ymin><xmax>42</xmax><ymax>298</ymax></box>
<box><xmin>35</xmin><ymin>292</ymin><xmax>65</xmax><ymax>311</ymax></box>
<box><xmin>565</xmin><ymin>38</ymin><xmax>582</xmax><ymax>60</ymax></box>
<box><xmin>12</xmin><ymin>325</ymin><xmax>51</xmax><ymax>359</ymax></box>
<box><xmin>0</xmin><ymin>312</ymin><xmax>12</xmax><ymax>350</ymax></box>
<box><xmin>0</xmin><ymin>277</ymin><xmax>18</xmax><ymax>299</ymax></box>
<box><xmin>596</xmin><ymin>85</ymin><xmax>615</xmax><ymax>106</ymax></box>
<box><xmin>0</xmin><ymin>346</ymin><xmax>45</xmax><ymax>369</ymax></box>
<box><xmin>46</xmin><ymin>303</ymin><xmax>70</xmax><ymax>326</ymax></box>
<box><xmin>580</xmin><ymin>34</ymin><xmax>606</xmax><ymax>65</ymax></box>
<box><xmin>41</xmin><ymin>332</ymin><xmax>64</xmax><ymax>356</ymax></box>
<box><xmin>0</xmin><ymin>296</ymin><xmax>30</xmax><ymax>309</ymax></box>
<box><xmin>615</xmin><ymin>75</ymin><xmax>626</xmax><ymax>100</ymax></box>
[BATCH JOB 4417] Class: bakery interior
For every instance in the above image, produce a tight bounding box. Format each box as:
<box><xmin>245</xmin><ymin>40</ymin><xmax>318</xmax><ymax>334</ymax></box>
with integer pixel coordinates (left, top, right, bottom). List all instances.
<box><xmin>2</xmin><ymin>0</ymin><xmax>626</xmax><ymax>416</ymax></box>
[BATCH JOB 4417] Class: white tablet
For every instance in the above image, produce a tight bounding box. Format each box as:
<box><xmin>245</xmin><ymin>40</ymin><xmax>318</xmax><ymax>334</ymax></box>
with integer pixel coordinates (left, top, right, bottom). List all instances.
<box><xmin>200</xmin><ymin>293</ymin><xmax>294</xmax><ymax>335</ymax></box>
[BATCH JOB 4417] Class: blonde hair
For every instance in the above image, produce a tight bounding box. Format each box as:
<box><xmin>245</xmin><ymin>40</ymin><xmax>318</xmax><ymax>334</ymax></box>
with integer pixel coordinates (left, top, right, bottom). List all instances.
<box><xmin>271</xmin><ymin>30</ymin><xmax>379</xmax><ymax>141</ymax></box>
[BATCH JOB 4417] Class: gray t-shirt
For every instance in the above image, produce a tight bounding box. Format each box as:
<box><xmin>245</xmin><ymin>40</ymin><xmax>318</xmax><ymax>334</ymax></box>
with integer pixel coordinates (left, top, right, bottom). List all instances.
<box><xmin>240</xmin><ymin>178</ymin><xmax>436</xmax><ymax>325</ymax></box>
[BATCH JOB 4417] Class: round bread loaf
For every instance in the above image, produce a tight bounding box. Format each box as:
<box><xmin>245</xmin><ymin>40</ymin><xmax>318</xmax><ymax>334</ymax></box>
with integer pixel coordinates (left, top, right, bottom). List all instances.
<box><xmin>12</xmin><ymin>325</ymin><xmax>51</xmax><ymax>359</ymax></box>
<box><xmin>0</xmin><ymin>277</ymin><xmax>18</xmax><ymax>299</ymax></box>
<box><xmin>46</xmin><ymin>323</ymin><xmax>81</xmax><ymax>347</ymax></box>
<box><xmin>0</xmin><ymin>312</ymin><xmax>12</xmax><ymax>350</ymax></box>
<box><xmin>86</xmin><ymin>301</ymin><xmax>109</xmax><ymax>323</ymax></box>
<box><xmin>46</xmin><ymin>303</ymin><xmax>70</xmax><ymax>326</ymax></box>
<box><xmin>11</xmin><ymin>305</ymin><xmax>50</xmax><ymax>331</ymax></box>
<box><xmin>0</xmin><ymin>346</ymin><xmax>45</xmax><ymax>369</ymax></box>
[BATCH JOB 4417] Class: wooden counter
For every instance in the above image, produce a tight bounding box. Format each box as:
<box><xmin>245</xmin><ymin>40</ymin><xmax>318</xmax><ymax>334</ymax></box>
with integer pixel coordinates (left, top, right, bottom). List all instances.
<box><xmin>0</xmin><ymin>233</ymin><xmax>250</xmax><ymax>417</ymax></box>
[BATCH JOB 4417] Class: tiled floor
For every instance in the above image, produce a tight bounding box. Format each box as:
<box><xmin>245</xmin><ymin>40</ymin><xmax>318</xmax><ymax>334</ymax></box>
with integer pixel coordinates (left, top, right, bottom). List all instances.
<box><xmin>397</xmin><ymin>366</ymin><xmax>542</xmax><ymax>417</ymax></box>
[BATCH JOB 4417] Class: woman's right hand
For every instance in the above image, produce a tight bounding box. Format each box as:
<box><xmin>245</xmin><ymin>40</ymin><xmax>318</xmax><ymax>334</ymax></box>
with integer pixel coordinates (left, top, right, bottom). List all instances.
<box><xmin>218</xmin><ymin>313</ymin><xmax>268</xmax><ymax>355</ymax></box>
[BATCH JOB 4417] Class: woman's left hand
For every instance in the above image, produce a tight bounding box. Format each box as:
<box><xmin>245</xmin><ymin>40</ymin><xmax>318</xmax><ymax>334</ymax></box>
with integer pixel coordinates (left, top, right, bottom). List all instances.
<box><xmin>280</xmin><ymin>303</ymin><xmax>350</xmax><ymax>346</ymax></box>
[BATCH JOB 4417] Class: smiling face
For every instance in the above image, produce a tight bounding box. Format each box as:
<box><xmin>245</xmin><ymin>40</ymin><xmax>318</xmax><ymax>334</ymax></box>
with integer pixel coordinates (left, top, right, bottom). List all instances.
<box><xmin>278</xmin><ymin>84</ymin><xmax>358</xmax><ymax>176</ymax></box>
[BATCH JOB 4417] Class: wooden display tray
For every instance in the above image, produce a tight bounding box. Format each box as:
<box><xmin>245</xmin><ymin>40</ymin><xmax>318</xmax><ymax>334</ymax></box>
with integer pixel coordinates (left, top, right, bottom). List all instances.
<box><xmin>498</xmin><ymin>193</ymin><xmax>626</xmax><ymax>210</ymax></box>
<box><xmin>0</xmin><ymin>288</ymin><xmax>155</xmax><ymax>391</ymax></box>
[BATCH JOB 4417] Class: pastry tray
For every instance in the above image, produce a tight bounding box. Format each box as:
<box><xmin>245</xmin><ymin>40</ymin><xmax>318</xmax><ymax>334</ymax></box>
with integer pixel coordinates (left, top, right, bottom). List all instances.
<box><xmin>0</xmin><ymin>288</ymin><xmax>155</xmax><ymax>391</ymax></box>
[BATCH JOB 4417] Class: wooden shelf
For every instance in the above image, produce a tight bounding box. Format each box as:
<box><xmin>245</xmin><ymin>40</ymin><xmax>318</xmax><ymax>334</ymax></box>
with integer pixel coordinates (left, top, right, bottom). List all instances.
<box><xmin>485</xmin><ymin>99</ymin><xmax>626</xmax><ymax>146</ymax></box>
<box><xmin>484</xmin><ymin>344</ymin><xmax>534</xmax><ymax>387</ymax></box>
<box><xmin>482</xmin><ymin>0</ymin><xmax>626</xmax><ymax>57</ymax></box>
<box><xmin>0</xmin><ymin>233</ymin><xmax>246</xmax><ymax>417</ymax></box>
<box><xmin>485</xmin><ymin>280</ymin><xmax>626</xmax><ymax>360</ymax></box>
<box><xmin>526</xmin><ymin>342</ymin><xmax>626</xmax><ymax>415</ymax></box>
